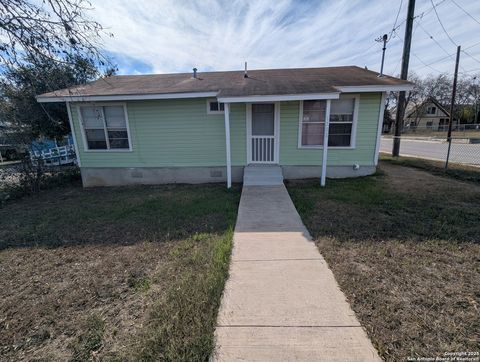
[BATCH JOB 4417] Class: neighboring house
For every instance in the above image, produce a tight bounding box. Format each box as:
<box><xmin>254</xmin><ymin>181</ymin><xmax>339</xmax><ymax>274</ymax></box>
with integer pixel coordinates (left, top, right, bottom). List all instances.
<box><xmin>36</xmin><ymin>66</ymin><xmax>412</xmax><ymax>187</ymax></box>
<box><xmin>404</xmin><ymin>97</ymin><xmax>454</xmax><ymax>131</ymax></box>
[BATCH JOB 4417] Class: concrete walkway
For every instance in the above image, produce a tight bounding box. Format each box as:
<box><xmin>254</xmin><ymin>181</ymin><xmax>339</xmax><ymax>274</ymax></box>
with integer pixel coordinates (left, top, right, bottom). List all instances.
<box><xmin>214</xmin><ymin>185</ymin><xmax>381</xmax><ymax>361</ymax></box>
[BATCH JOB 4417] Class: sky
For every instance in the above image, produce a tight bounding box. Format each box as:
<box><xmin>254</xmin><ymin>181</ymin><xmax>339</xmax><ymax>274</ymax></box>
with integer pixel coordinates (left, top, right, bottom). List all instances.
<box><xmin>90</xmin><ymin>0</ymin><xmax>480</xmax><ymax>78</ymax></box>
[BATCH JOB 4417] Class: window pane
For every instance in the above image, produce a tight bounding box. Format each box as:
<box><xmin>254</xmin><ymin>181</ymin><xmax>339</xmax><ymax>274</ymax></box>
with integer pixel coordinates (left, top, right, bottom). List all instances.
<box><xmin>85</xmin><ymin>129</ymin><xmax>107</xmax><ymax>149</ymax></box>
<box><xmin>303</xmin><ymin>100</ymin><xmax>325</xmax><ymax>123</ymax></box>
<box><xmin>304</xmin><ymin>100</ymin><xmax>326</xmax><ymax>111</ymax></box>
<box><xmin>107</xmin><ymin>130</ymin><xmax>129</xmax><ymax>149</ymax></box>
<box><xmin>328</xmin><ymin>123</ymin><xmax>352</xmax><ymax>146</ymax></box>
<box><xmin>219</xmin><ymin>102</ymin><xmax>225</xmax><ymax>111</ymax></box>
<box><xmin>107</xmin><ymin>130</ymin><xmax>128</xmax><ymax>139</ymax></box>
<box><xmin>302</xmin><ymin>123</ymin><xmax>324</xmax><ymax>146</ymax></box>
<box><xmin>328</xmin><ymin>135</ymin><xmax>351</xmax><ymax>147</ymax></box>
<box><xmin>81</xmin><ymin>106</ymin><xmax>104</xmax><ymax>128</ymax></box>
<box><xmin>104</xmin><ymin>106</ymin><xmax>126</xmax><ymax>128</ymax></box>
<box><xmin>109</xmin><ymin>139</ymin><xmax>129</xmax><ymax>149</ymax></box>
<box><xmin>330</xmin><ymin>98</ymin><xmax>354</xmax><ymax>123</ymax></box>
<box><xmin>330</xmin><ymin>98</ymin><xmax>354</xmax><ymax>114</ymax></box>
<box><xmin>209</xmin><ymin>101</ymin><xmax>219</xmax><ymax>111</ymax></box>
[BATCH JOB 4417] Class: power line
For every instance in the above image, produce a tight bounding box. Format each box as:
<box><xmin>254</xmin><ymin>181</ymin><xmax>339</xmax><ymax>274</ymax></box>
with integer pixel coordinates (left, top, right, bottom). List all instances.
<box><xmin>428</xmin><ymin>0</ymin><xmax>480</xmax><ymax>67</ymax></box>
<box><xmin>417</xmin><ymin>22</ymin><xmax>453</xmax><ymax>58</ymax></box>
<box><xmin>463</xmin><ymin>50</ymin><xmax>480</xmax><ymax>65</ymax></box>
<box><xmin>430</xmin><ymin>0</ymin><xmax>457</xmax><ymax>47</ymax></box>
<box><xmin>451</xmin><ymin>0</ymin><xmax>480</xmax><ymax>27</ymax></box>
<box><xmin>388</xmin><ymin>0</ymin><xmax>404</xmax><ymax>42</ymax></box>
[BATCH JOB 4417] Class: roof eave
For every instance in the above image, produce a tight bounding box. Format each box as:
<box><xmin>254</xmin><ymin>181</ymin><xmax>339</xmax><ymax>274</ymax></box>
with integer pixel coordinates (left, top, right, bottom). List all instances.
<box><xmin>36</xmin><ymin>91</ymin><xmax>219</xmax><ymax>103</ymax></box>
<box><xmin>334</xmin><ymin>84</ymin><xmax>414</xmax><ymax>92</ymax></box>
<box><xmin>217</xmin><ymin>92</ymin><xmax>340</xmax><ymax>103</ymax></box>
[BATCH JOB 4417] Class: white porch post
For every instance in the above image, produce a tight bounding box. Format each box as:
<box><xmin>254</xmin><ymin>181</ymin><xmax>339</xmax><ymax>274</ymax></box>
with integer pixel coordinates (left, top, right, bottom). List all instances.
<box><xmin>321</xmin><ymin>99</ymin><xmax>331</xmax><ymax>187</ymax></box>
<box><xmin>224</xmin><ymin>103</ymin><xmax>232</xmax><ymax>188</ymax></box>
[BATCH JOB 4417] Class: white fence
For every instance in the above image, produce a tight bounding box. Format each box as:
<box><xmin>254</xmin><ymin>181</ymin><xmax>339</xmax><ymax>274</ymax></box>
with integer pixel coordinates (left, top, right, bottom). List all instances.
<box><xmin>30</xmin><ymin>145</ymin><xmax>76</xmax><ymax>166</ymax></box>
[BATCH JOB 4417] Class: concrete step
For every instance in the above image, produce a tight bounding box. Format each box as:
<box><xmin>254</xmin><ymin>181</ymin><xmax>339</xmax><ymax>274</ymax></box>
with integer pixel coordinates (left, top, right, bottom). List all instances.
<box><xmin>243</xmin><ymin>165</ymin><xmax>284</xmax><ymax>186</ymax></box>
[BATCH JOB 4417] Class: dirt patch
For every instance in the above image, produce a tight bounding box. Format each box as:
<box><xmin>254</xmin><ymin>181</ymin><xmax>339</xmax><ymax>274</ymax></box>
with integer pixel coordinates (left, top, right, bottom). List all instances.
<box><xmin>287</xmin><ymin>162</ymin><xmax>480</xmax><ymax>360</ymax></box>
<box><xmin>0</xmin><ymin>242</ymin><xmax>171</xmax><ymax>361</ymax></box>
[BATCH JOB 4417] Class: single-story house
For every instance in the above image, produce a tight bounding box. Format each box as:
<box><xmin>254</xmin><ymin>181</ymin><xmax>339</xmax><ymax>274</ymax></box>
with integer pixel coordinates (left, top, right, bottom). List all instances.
<box><xmin>404</xmin><ymin>97</ymin><xmax>453</xmax><ymax>131</ymax></box>
<box><xmin>36</xmin><ymin>66</ymin><xmax>412</xmax><ymax>187</ymax></box>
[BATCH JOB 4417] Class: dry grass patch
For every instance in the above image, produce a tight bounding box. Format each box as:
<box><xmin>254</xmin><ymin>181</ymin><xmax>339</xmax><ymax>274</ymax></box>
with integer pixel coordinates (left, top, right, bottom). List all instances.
<box><xmin>0</xmin><ymin>183</ymin><xmax>240</xmax><ymax>361</ymax></box>
<box><xmin>287</xmin><ymin>163</ymin><xmax>480</xmax><ymax>361</ymax></box>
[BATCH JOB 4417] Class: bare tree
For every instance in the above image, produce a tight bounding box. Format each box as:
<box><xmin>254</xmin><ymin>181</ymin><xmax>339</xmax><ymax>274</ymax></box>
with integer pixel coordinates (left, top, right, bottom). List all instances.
<box><xmin>0</xmin><ymin>0</ymin><xmax>112</xmax><ymax>198</ymax></box>
<box><xmin>0</xmin><ymin>0</ymin><xmax>112</xmax><ymax>71</ymax></box>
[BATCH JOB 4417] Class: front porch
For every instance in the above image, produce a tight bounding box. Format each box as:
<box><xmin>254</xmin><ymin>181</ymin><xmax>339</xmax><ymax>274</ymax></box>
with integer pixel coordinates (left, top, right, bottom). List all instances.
<box><xmin>222</xmin><ymin>95</ymin><xmax>337</xmax><ymax>188</ymax></box>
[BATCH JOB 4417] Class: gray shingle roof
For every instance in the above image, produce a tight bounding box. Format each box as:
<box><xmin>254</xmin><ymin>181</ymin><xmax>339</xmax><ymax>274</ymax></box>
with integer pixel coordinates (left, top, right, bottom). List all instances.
<box><xmin>37</xmin><ymin>66</ymin><xmax>412</xmax><ymax>100</ymax></box>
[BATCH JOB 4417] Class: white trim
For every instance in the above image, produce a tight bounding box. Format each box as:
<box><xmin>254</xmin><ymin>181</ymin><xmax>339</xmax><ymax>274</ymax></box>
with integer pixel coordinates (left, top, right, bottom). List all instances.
<box><xmin>66</xmin><ymin>102</ymin><xmax>81</xmax><ymax>167</ymax></box>
<box><xmin>218</xmin><ymin>92</ymin><xmax>340</xmax><ymax>103</ymax></box>
<box><xmin>275</xmin><ymin>101</ymin><xmax>280</xmax><ymax>164</ymax></box>
<box><xmin>374</xmin><ymin>92</ymin><xmax>387</xmax><ymax>166</ymax></box>
<box><xmin>350</xmin><ymin>94</ymin><xmax>360</xmax><ymax>148</ymax></box>
<box><xmin>77</xmin><ymin>103</ymin><xmax>133</xmax><ymax>152</ymax></box>
<box><xmin>246</xmin><ymin>103</ymin><xmax>252</xmax><ymax>163</ymax></box>
<box><xmin>246</xmin><ymin>102</ymin><xmax>280</xmax><ymax>164</ymax></box>
<box><xmin>321</xmin><ymin>100</ymin><xmax>331</xmax><ymax>187</ymax></box>
<box><xmin>334</xmin><ymin>84</ymin><xmax>413</xmax><ymax>92</ymax></box>
<box><xmin>206</xmin><ymin>98</ymin><xmax>225</xmax><ymax>114</ymax></box>
<box><xmin>298</xmin><ymin>95</ymin><xmax>359</xmax><ymax>149</ymax></box>
<box><xmin>37</xmin><ymin>91</ymin><xmax>219</xmax><ymax>103</ymax></box>
<box><xmin>297</xmin><ymin>100</ymin><xmax>304</xmax><ymax>149</ymax></box>
<box><xmin>224</xmin><ymin>103</ymin><xmax>232</xmax><ymax>188</ymax></box>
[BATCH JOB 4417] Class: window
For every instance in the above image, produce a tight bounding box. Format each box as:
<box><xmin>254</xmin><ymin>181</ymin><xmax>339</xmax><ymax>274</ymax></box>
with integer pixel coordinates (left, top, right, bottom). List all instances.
<box><xmin>207</xmin><ymin>99</ymin><xmax>225</xmax><ymax>114</ymax></box>
<box><xmin>329</xmin><ymin>97</ymin><xmax>355</xmax><ymax>147</ymax></box>
<box><xmin>299</xmin><ymin>96</ymin><xmax>357</xmax><ymax>148</ymax></box>
<box><xmin>300</xmin><ymin>100</ymin><xmax>326</xmax><ymax>146</ymax></box>
<box><xmin>79</xmin><ymin>105</ymin><xmax>131</xmax><ymax>150</ymax></box>
<box><xmin>426</xmin><ymin>106</ymin><xmax>436</xmax><ymax>115</ymax></box>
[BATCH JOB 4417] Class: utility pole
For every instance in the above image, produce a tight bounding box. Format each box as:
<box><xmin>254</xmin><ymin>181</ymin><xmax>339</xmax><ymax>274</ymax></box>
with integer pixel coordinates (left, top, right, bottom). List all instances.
<box><xmin>393</xmin><ymin>0</ymin><xmax>416</xmax><ymax>157</ymax></box>
<box><xmin>445</xmin><ymin>45</ymin><xmax>461</xmax><ymax>169</ymax></box>
<box><xmin>376</xmin><ymin>34</ymin><xmax>388</xmax><ymax>77</ymax></box>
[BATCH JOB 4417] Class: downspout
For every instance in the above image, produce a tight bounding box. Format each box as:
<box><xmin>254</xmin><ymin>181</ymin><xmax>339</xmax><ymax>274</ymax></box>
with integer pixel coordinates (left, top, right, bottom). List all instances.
<box><xmin>321</xmin><ymin>100</ymin><xmax>331</xmax><ymax>187</ymax></box>
<box><xmin>224</xmin><ymin>103</ymin><xmax>232</xmax><ymax>188</ymax></box>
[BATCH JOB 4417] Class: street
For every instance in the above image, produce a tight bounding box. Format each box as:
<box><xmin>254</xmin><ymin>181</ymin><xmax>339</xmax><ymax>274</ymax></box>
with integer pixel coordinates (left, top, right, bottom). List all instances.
<box><xmin>380</xmin><ymin>137</ymin><xmax>480</xmax><ymax>165</ymax></box>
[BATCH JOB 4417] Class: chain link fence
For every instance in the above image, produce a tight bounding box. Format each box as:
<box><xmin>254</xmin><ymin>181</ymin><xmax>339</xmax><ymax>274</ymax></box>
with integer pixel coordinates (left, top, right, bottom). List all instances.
<box><xmin>381</xmin><ymin>126</ymin><xmax>480</xmax><ymax>168</ymax></box>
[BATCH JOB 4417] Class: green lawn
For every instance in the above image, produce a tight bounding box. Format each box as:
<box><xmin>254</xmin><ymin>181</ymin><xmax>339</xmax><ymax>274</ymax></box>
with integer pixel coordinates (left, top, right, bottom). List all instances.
<box><xmin>0</xmin><ymin>183</ymin><xmax>240</xmax><ymax>361</ymax></box>
<box><xmin>287</xmin><ymin>163</ymin><xmax>480</xmax><ymax>361</ymax></box>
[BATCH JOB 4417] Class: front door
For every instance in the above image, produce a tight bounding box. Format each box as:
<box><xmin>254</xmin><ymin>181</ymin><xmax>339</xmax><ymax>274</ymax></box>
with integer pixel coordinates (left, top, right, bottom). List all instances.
<box><xmin>248</xmin><ymin>103</ymin><xmax>279</xmax><ymax>164</ymax></box>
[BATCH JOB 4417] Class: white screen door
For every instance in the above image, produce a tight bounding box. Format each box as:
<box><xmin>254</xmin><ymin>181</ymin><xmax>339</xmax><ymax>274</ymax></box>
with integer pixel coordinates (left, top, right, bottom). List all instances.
<box><xmin>250</xmin><ymin>103</ymin><xmax>276</xmax><ymax>163</ymax></box>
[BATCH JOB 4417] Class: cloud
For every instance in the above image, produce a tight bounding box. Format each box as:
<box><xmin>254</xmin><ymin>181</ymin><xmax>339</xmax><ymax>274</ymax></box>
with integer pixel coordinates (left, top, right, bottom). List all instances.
<box><xmin>90</xmin><ymin>0</ymin><xmax>480</xmax><ymax>77</ymax></box>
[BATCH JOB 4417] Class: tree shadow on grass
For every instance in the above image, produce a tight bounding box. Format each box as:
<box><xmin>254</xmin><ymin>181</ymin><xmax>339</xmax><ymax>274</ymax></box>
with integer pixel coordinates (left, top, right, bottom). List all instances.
<box><xmin>0</xmin><ymin>183</ymin><xmax>242</xmax><ymax>250</ymax></box>
<box><xmin>286</xmin><ymin>172</ymin><xmax>480</xmax><ymax>244</ymax></box>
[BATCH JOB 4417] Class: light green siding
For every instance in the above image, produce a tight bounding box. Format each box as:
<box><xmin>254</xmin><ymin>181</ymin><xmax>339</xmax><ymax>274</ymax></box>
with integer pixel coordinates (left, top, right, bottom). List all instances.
<box><xmin>71</xmin><ymin>98</ymin><xmax>246</xmax><ymax>167</ymax></box>
<box><xmin>71</xmin><ymin>93</ymin><xmax>381</xmax><ymax>169</ymax></box>
<box><xmin>279</xmin><ymin>93</ymin><xmax>381</xmax><ymax>166</ymax></box>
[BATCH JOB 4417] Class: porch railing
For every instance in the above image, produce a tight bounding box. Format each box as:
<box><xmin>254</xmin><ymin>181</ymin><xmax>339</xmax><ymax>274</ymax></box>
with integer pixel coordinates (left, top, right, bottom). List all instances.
<box><xmin>251</xmin><ymin>136</ymin><xmax>275</xmax><ymax>163</ymax></box>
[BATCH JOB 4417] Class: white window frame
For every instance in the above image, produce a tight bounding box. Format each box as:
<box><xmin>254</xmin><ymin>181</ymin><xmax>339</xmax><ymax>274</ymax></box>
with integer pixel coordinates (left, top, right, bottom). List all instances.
<box><xmin>207</xmin><ymin>99</ymin><xmax>225</xmax><ymax>114</ymax></box>
<box><xmin>77</xmin><ymin>103</ymin><xmax>133</xmax><ymax>152</ymax></box>
<box><xmin>297</xmin><ymin>94</ymin><xmax>359</xmax><ymax>149</ymax></box>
